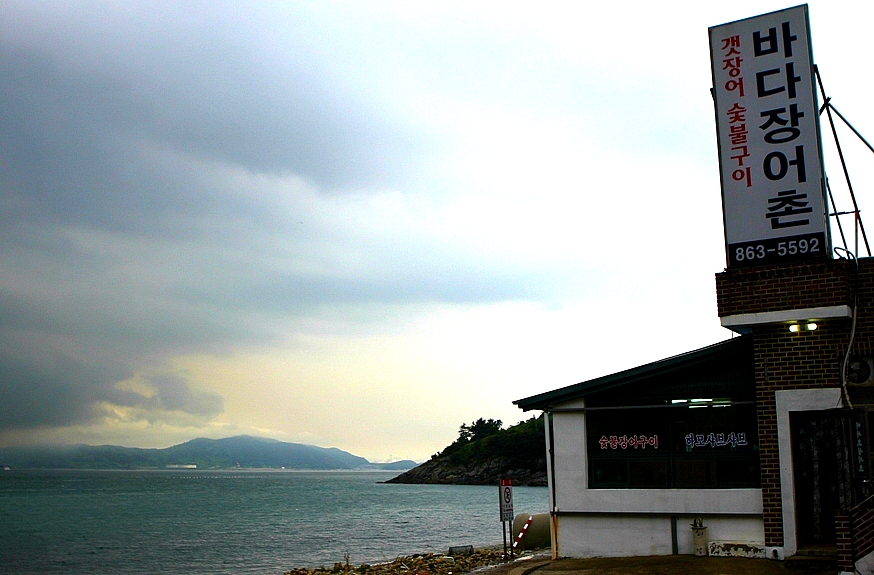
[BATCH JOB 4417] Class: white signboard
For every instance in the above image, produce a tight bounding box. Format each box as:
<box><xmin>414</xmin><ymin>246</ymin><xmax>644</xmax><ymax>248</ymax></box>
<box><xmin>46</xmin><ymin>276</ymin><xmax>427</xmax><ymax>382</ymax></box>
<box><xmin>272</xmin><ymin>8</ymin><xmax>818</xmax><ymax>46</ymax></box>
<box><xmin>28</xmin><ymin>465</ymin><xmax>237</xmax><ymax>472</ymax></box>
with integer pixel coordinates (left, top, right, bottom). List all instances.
<box><xmin>499</xmin><ymin>479</ymin><xmax>514</xmax><ymax>522</ymax></box>
<box><xmin>710</xmin><ymin>4</ymin><xmax>830</xmax><ymax>268</ymax></box>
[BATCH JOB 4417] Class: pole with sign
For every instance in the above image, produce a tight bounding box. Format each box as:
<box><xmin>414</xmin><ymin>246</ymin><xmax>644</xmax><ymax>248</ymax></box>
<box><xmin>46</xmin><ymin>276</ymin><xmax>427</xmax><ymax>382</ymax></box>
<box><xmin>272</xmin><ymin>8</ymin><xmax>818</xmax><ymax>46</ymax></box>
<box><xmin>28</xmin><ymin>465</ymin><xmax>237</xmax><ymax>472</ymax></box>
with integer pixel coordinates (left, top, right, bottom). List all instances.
<box><xmin>499</xmin><ymin>479</ymin><xmax>514</xmax><ymax>557</ymax></box>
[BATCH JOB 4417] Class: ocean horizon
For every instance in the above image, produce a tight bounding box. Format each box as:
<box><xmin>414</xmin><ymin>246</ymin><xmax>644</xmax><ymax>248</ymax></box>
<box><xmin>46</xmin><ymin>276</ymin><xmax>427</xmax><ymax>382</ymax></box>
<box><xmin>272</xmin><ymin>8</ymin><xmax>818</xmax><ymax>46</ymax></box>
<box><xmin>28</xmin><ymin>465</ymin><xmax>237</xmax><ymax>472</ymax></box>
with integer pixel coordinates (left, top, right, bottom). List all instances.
<box><xmin>0</xmin><ymin>469</ymin><xmax>548</xmax><ymax>575</ymax></box>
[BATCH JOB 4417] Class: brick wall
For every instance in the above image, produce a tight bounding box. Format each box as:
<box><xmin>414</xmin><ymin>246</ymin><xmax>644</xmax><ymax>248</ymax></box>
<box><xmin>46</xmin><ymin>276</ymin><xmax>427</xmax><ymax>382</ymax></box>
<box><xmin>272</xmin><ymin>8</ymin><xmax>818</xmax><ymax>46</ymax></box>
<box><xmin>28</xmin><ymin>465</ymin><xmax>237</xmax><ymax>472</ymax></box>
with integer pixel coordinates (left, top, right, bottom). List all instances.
<box><xmin>715</xmin><ymin>257</ymin><xmax>874</xmax><ymax>549</ymax></box>
<box><xmin>715</xmin><ymin>260</ymin><xmax>852</xmax><ymax>318</ymax></box>
<box><xmin>850</xmin><ymin>495</ymin><xmax>874</xmax><ymax>563</ymax></box>
<box><xmin>755</xmin><ymin>322</ymin><xmax>848</xmax><ymax>546</ymax></box>
<box><xmin>837</xmin><ymin>510</ymin><xmax>853</xmax><ymax>571</ymax></box>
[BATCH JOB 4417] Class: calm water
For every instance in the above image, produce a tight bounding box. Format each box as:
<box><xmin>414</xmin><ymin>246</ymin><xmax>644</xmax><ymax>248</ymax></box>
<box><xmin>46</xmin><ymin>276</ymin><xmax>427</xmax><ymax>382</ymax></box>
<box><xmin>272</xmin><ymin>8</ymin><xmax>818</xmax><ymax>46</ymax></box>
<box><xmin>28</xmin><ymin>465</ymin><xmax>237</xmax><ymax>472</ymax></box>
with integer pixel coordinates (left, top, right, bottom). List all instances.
<box><xmin>0</xmin><ymin>470</ymin><xmax>548</xmax><ymax>575</ymax></box>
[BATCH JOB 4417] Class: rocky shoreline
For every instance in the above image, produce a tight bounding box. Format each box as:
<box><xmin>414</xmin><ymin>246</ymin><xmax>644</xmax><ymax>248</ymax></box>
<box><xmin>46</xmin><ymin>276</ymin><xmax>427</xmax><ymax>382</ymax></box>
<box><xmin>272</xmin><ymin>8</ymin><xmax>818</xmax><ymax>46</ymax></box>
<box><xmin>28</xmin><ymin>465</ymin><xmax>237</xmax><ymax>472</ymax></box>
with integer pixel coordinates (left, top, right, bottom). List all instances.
<box><xmin>282</xmin><ymin>548</ymin><xmax>543</xmax><ymax>575</ymax></box>
<box><xmin>384</xmin><ymin>457</ymin><xmax>547</xmax><ymax>487</ymax></box>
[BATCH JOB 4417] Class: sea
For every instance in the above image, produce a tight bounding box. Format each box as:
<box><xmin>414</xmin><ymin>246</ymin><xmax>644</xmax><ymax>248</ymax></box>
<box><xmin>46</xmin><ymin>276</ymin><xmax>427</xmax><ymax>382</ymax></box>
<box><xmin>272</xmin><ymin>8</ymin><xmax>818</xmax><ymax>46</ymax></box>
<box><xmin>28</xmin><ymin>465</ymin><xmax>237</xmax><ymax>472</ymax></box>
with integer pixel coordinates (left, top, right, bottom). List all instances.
<box><xmin>0</xmin><ymin>469</ymin><xmax>548</xmax><ymax>575</ymax></box>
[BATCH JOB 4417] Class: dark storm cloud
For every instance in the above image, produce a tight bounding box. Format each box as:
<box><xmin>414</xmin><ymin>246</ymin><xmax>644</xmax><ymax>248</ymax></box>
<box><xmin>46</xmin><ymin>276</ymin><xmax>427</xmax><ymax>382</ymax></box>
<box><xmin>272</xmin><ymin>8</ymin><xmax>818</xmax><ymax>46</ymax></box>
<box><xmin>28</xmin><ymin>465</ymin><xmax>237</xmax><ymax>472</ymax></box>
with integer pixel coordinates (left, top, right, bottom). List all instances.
<box><xmin>0</xmin><ymin>0</ymin><xmax>392</xmax><ymax>437</ymax></box>
<box><xmin>0</xmin><ymin>1</ymin><xmax>571</xmax><ymax>440</ymax></box>
<box><xmin>0</xmin><ymin>345</ymin><xmax>129</xmax><ymax>429</ymax></box>
<box><xmin>135</xmin><ymin>374</ymin><xmax>224</xmax><ymax>417</ymax></box>
<box><xmin>0</xmin><ymin>347</ymin><xmax>222</xmax><ymax>430</ymax></box>
<box><xmin>0</xmin><ymin>1</ymin><xmax>419</xmax><ymax>237</ymax></box>
<box><xmin>0</xmin><ymin>43</ymin><xmax>230</xmax><ymax>237</ymax></box>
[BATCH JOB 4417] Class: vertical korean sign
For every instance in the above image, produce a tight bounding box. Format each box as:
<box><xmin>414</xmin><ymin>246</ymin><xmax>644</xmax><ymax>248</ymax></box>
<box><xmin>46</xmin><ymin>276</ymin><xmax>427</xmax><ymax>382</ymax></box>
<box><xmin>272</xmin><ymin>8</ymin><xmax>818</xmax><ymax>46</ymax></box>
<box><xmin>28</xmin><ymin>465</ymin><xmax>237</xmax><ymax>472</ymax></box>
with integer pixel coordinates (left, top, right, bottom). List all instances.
<box><xmin>710</xmin><ymin>4</ymin><xmax>830</xmax><ymax>268</ymax></box>
<box><xmin>851</xmin><ymin>410</ymin><xmax>868</xmax><ymax>479</ymax></box>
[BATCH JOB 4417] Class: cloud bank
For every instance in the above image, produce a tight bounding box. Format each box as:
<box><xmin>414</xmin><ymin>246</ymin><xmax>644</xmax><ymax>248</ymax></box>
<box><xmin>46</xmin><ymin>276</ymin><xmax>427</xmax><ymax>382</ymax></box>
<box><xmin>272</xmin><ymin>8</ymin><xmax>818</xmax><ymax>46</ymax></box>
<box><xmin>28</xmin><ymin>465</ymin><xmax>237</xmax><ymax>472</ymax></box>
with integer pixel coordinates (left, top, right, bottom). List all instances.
<box><xmin>1</xmin><ymin>0</ymin><xmax>871</xmax><ymax>458</ymax></box>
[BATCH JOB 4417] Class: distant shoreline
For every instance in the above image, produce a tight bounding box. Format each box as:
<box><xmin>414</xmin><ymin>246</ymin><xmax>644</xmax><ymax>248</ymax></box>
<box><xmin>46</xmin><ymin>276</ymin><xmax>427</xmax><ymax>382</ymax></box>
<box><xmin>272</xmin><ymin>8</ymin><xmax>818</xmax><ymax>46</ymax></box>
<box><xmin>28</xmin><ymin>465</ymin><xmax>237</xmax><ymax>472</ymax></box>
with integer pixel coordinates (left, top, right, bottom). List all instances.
<box><xmin>0</xmin><ymin>435</ymin><xmax>418</xmax><ymax>472</ymax></box>
<box><xmin>1</xmin><ymin>466</ymin><xmax>406</xmax><ymax>473</ymax></box>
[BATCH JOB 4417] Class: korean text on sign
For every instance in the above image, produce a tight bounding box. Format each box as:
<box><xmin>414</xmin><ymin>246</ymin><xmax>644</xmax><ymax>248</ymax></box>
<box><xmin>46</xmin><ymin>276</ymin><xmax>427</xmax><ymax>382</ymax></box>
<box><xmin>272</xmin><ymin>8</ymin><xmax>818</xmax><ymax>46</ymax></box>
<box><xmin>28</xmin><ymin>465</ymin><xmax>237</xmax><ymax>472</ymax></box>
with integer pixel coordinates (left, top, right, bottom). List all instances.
<box><xmin>598</xmin><ymin>435</ymin><xmax>658</xmax><ymax>450</ymax></box>
<box><xmin>709</xmin><ymin>5</ymin><xmax>828</xmax><ymax>268</ymax></box>
<box><xmin>684</xmin><ymin>432</ymin><xmax>748</xmax><ymax>449</ymax></box>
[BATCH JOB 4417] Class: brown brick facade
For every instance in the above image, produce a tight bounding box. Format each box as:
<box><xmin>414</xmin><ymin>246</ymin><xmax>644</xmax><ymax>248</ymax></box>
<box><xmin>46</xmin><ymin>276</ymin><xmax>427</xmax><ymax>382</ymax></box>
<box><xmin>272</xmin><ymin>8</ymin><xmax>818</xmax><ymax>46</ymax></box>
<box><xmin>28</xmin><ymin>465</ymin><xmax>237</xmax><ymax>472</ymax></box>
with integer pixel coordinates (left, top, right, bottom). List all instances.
<box><xmin>716</xmin><ymin>260</ymin><xmax>853</xmax><ymax>318</ymax></box>
<box><xmin>836</xmin><ymin>491</ymin><xmax>874</xmax><ymax>569</ymax></box>
<box><xmin>754</xmin><ymin>322</ymin><xmax>848</xmax><ymax>546</ymax></box>
<box><xmin>716</xmin><ymin>257</ymin><xmax>874</xmax><ymax>549</ymax></box>
<box><xmin>837</xmin><ymin>509</ymin><xmax>853</xmax><ymax>571</ymax></box>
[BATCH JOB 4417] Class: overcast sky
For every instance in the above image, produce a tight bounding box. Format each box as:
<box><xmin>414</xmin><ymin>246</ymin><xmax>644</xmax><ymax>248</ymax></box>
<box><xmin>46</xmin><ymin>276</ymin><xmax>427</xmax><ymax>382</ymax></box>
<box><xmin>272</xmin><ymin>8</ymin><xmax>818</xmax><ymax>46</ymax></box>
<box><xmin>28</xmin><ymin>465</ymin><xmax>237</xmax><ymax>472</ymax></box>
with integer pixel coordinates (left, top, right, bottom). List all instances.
<box><xmin>1</xmin><ymin>1</ymin><xmax>872</xmax><ymax>462</ymax></box>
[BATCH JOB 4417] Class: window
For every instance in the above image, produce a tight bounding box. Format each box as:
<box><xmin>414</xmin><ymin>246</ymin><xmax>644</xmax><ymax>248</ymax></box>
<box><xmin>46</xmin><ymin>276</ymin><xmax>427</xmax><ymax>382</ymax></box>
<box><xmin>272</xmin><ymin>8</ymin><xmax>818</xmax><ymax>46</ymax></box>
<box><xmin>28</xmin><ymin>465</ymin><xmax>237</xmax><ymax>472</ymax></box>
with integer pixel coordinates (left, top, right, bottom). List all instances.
<box><xmin>587</xmin><ymin>403</ymin><xmax>759</xmax><ymax>488</ymax></box>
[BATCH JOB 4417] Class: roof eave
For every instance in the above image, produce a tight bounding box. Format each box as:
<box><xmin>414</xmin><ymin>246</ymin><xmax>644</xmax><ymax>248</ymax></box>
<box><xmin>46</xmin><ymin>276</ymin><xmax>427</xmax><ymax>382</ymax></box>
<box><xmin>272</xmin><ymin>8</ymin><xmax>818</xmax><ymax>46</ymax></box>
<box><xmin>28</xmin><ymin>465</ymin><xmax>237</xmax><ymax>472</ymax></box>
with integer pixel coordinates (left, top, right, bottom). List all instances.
<box><xmin>513</xmin><ymin>336</ymin><xmax>751</xmax><ymax>411</ymax></box>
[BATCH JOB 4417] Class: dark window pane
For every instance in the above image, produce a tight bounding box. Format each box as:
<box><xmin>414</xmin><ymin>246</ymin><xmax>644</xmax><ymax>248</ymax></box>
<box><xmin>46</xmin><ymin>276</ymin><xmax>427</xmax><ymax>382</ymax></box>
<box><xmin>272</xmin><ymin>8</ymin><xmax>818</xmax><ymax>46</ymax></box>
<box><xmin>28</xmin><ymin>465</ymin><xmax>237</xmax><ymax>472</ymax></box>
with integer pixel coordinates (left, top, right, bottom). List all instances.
<box><xmin>717</xmin><ymin>457</ymin><xmax>761</xmax><ymax>487</ymax></box>
<box><xmin>629</xmin><ymin>460</ymin><xmax>668</xmax><ymax>487</ymax></box>
<box><xmin>676</xmin><ymin>459</ymin><xmax>717</xmax><ymax>488</ymax></box>
<box><xmin>590</xmin><ymin>459</ymin><xmax>627</xmax><ymax>486</ymax></box>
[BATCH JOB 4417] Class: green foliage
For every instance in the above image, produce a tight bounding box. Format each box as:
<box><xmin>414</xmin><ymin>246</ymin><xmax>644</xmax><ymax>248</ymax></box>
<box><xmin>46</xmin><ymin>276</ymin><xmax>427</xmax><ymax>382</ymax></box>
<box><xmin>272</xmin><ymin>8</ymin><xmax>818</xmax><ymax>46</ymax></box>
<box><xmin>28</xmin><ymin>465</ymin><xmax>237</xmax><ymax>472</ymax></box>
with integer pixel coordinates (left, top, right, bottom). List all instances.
<box><xmin>458</xmin><ymin>418</ymin><xmax>503</xmax><ymax>442</ymax></box>
<box><xmin>437</xmin><ymin>415</ymin><xmax>544</xmax><ymax>469</ymax></box>
<box><xmin>438</xmin><ymin>418</ymin><xmax>501</xmax><ymax>458</ymax></box>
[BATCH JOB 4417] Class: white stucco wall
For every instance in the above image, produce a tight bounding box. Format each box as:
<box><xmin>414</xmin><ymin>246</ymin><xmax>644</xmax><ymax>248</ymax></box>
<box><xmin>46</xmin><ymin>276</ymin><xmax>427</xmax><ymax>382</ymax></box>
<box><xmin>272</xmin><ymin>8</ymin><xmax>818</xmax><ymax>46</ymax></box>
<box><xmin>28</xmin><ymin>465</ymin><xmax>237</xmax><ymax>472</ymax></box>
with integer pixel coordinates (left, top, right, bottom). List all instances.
<box><xmin>551</xmin><ymin>407</ymin><xmax>588</xmax><ymax>507</ymax></box>
<box><xmin>557</xmin><ymin>514</ymin><xmax>673</xmax><ymax>557</ymax></box>
<box><xmin>559</xmin><ymin>488</ymin><xmax>762</xmax><ymax>515</ymax></box>
<box><xmin>556</xmin><ymin>514</ymin><xmax>765</xmax><ymax>557</ymax></box>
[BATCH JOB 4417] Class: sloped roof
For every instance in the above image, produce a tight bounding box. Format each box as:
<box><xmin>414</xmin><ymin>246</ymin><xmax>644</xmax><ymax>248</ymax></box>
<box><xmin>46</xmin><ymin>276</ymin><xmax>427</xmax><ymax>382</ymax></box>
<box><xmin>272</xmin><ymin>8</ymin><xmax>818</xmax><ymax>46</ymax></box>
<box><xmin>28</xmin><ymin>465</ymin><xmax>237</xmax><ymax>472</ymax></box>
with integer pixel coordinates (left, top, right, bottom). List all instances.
<box><xmin>513</xmin><ymin>335</ymin><xmax>753</xmax><ymax>411</ymax></box>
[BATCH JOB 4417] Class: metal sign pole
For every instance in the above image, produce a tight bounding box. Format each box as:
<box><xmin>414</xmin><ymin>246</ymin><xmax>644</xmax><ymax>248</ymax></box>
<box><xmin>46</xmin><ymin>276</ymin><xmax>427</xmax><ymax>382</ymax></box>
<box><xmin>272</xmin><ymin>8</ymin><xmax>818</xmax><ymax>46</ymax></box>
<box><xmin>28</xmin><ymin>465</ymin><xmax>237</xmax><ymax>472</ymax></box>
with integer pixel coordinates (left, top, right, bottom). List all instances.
<box><xmin>510</xmin><ymin>520</ymin><xmax>515</xmax><ymax>558</ymax></box>
<box><xmin>502</xmin><ymin>520</ymin><xmax>508</xmax><ymax>558</ymax></box>
<box><xmin>499</xmin><ymin>479</ymin><xmax>513</xmax><ymax>559</ymax></box>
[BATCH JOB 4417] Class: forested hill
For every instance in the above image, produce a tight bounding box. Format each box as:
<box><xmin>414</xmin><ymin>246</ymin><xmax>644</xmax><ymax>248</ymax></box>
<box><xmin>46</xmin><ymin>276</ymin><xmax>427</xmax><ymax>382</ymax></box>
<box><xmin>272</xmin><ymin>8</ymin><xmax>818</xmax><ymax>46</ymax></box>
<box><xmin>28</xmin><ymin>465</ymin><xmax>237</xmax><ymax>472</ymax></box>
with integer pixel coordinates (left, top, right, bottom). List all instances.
<box><xmin>385</xmin><ymin>416</ymin><xmax>547</xmax><ymax>486</ymax></box>
<box><xmin>0</xmin><ymin>435</ymin><xmax>417</xmax><ymax>471</ymax></box>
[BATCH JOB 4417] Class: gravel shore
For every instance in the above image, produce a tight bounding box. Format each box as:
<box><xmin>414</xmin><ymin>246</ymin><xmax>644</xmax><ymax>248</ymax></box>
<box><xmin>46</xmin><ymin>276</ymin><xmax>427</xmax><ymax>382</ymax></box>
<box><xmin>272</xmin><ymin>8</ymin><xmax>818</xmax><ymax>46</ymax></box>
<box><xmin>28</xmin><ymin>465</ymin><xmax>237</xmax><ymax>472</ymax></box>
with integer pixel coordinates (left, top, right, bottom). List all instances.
<box><xmin>282</xmin><ymin>548</ymin><xmax>546</xmax><ymax>575</ymax></box>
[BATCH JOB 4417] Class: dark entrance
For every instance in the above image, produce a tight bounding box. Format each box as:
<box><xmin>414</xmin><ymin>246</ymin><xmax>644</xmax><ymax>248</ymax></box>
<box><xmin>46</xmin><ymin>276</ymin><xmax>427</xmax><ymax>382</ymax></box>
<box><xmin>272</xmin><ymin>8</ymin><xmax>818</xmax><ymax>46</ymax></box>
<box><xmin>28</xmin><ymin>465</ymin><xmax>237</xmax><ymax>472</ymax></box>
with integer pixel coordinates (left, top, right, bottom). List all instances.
<box><xmin>791</xmin><ymin>411</ymin><xmax>854</xmax><ymax>546</ymax></box>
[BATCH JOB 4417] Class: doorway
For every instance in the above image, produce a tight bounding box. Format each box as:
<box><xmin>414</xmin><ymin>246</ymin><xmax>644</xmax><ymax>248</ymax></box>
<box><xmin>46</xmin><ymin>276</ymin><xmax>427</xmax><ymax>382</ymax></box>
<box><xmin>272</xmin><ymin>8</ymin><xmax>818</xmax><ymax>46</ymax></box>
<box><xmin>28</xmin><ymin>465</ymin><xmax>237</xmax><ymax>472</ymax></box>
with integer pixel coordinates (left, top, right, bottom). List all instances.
<box><xmin>791</xmin><ymin>411</ymin><xmax>854</xmax><ymax>546</ymax></box>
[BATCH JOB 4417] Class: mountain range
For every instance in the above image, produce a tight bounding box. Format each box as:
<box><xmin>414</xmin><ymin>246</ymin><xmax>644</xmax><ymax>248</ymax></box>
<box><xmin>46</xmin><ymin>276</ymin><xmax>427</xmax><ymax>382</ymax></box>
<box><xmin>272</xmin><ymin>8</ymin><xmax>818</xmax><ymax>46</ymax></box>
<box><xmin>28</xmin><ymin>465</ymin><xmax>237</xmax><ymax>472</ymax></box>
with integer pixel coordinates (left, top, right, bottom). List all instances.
<box><xmin>0</xmin><ymin>435</ymin><xmax>417</xmax><ymax>471</ymax></box>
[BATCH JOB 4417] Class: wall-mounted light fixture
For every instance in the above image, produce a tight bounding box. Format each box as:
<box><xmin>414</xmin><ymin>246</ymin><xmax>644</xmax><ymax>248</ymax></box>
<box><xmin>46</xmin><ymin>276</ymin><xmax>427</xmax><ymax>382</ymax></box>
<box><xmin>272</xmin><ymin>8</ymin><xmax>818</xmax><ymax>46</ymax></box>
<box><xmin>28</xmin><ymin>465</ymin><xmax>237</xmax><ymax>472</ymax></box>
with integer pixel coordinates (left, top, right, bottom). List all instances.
<box><xmin>669</xmin><ymin>398</ymin><xmax>732</xmax><ymax>408</ymax></box>
<box><xmin>789</xmin><ymin>322</ymin><xmax>818</xmax><ymax>332</ymax></box>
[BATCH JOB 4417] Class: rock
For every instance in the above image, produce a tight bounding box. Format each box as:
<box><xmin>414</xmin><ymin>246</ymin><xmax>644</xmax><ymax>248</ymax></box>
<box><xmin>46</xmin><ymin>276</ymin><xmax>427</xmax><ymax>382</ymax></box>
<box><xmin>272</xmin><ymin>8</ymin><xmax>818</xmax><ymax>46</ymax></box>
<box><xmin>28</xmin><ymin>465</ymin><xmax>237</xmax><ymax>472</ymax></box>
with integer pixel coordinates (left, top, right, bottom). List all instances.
<box><xmin>384</xmin><ymin>456</ymin><xmax>547</xmax><ymax>486</ymax></box>
<box><xmin>283</xmin><ymin>548</ymin><xmax>515</xmax><ymax>575</ymax></box>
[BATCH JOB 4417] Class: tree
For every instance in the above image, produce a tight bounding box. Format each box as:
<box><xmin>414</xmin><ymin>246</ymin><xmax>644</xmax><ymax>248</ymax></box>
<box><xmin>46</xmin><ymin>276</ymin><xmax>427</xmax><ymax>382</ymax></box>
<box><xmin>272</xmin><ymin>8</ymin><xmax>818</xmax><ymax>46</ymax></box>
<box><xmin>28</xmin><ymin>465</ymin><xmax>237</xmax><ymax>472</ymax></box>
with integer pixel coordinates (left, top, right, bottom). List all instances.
<box><xmin>458</xmin><ymin>418</ymin><xmax>503</xmax><ymax>442</ymax></box>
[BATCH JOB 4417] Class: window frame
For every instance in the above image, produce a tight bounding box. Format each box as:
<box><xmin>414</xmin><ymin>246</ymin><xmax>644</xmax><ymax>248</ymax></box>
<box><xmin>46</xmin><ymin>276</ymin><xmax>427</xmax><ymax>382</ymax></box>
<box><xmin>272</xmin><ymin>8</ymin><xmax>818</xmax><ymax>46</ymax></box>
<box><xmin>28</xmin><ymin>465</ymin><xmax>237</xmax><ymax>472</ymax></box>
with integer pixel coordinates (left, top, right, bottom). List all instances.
<box><xmin>586</xmin><ymin>402</ymin><xmax>760</xmax><ymax>489</ymax></box>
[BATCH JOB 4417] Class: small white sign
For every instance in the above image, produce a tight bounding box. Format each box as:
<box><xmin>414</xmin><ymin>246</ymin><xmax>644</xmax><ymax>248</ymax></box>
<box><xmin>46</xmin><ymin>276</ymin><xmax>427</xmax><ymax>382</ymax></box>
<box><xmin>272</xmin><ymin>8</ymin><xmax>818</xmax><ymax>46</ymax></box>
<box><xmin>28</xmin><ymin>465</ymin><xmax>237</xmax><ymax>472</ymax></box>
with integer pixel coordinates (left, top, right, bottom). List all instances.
<box><xmin>499</xmin><ymin>479</ymin><xmax>514</xmax><ymax>522</ymax></box>
<box><xmin>710</xmin><ymin>4</ymin><xmax>830</xmax><ymax>267</ymax></box>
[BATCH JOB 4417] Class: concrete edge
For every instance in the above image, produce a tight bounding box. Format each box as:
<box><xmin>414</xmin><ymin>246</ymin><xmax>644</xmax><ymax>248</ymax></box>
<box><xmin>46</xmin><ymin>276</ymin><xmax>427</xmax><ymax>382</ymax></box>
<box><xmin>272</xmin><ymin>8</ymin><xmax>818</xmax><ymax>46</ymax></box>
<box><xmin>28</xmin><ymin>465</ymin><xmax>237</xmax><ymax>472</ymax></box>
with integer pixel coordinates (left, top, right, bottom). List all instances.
<box><xmin>506</xmin><ymin>560</ymin><xmax>554</xmax><ymax>575</ymax></box>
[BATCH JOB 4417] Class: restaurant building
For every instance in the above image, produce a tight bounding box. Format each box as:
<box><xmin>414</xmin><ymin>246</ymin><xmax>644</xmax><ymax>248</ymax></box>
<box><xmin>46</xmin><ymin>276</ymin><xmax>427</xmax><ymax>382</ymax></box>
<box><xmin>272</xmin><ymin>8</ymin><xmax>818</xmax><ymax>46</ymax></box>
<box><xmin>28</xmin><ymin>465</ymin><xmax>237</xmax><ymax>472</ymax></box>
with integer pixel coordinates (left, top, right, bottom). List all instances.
<box><xmin>515</xmin><ymin>257</ymin><xmax>874</xmax><ymax>571</ymax></box>
<box><xmin>514</xmin><ymin>5</ymin><xmax>874</xmax><ymax>572</ymax></box>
